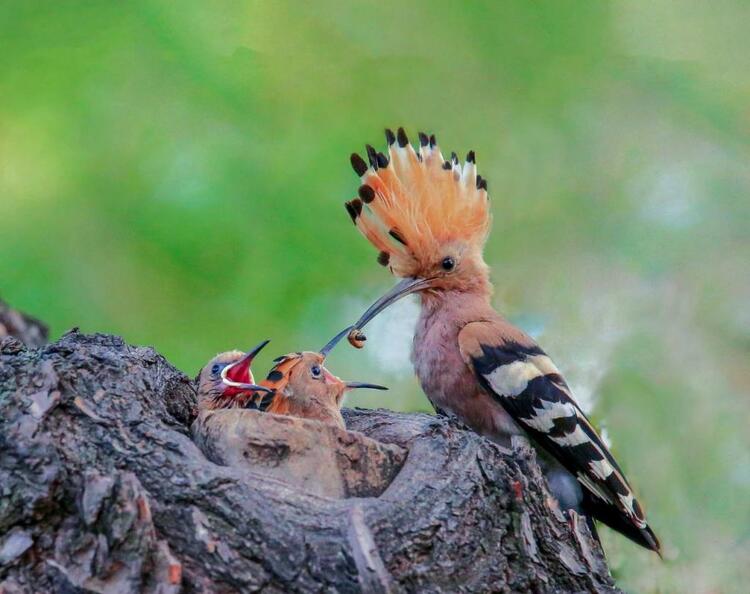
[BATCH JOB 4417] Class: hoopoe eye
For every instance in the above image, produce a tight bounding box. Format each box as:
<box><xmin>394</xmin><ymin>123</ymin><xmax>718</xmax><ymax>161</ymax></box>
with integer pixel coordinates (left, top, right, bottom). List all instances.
<box><xmin>211</xmin><ymin>364</ymin><xmax>222</xmax><ymax>375</ymax></box>
<box><xmin>441</xmin><ymin>256</ymin><xmax>455</xmax><ymax>271</ymax></box>
<box><xmin>311</xmin><ymin>365</ymin><xmax>322</xmax><ymax>378</ymax></box>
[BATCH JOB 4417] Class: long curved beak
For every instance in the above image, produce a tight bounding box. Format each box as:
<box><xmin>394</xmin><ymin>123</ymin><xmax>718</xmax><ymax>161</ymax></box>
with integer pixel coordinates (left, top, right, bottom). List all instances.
<box><xmin>352</xmin><ymin>276</ymin><xmax>433</xmax><ymax>331</ymax></box>
<box><xmin>222</xmin><ymin>339</ymin><xmax>274</xmax><ymax>393</ymax></box>
<box><xmin>319</xmin><ymin>325</ymin><xmax>355</xmax><ymax>359</ymax></box>
<box><xmin>344</xmin><ymin>381</ymin><xmax>388</xmax><ymax>391</ymax></box>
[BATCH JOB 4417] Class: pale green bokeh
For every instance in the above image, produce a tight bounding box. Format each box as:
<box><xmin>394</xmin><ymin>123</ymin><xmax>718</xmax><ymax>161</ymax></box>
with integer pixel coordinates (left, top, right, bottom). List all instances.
<box><xmin>2</xmin><ymin>2</ymin><xmax>749</xmax><ymax>591</ymax></box>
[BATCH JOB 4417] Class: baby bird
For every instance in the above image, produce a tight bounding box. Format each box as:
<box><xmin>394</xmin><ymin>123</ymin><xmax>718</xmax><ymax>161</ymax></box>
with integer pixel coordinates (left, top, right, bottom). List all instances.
<box><xmin>257</xmin><ymin>328</ymin><xmax>388</xmax><ymax>429</ymax></box>
<box><xmin>196</xmin><ymin>340</ymin><xmax>273</xmax><ymax>410</ymax></box>
<box><xmin>192</xmin><ymin>333</ymin><xmax>389</xmax><ymax>498</ymax></box>
<box><xmin>192</xmin><ymin>339</ymin><xmax>274</xmax><ymax>460</ymax></box>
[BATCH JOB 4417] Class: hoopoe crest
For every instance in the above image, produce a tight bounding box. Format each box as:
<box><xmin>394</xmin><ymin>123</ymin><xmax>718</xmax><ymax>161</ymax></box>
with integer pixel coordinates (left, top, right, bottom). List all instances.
<box><xmin>346</xmin><ymin>128</ymin><xmax>491</xmax><ymax>292</ymax></box>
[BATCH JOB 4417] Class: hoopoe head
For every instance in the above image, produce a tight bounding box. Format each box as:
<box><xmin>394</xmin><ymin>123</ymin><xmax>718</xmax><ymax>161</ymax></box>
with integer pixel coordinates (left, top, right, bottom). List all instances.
<box><xmin>346</xmin><ymin>127</ymin><xmax>491</xmax><ymax>294</ymax></box>
<box><xmin>261</xmin><ymin>329</ymin><xmax>387</xmax><ymax>415</ymax></box>
<box><xmin>196</xmin><ymin>340</ymin><xmax>273</xmax><ymax>410</ymax></box>
<box><xmin>344</xmin><ymin>128</ymin><xmax>492</xmax><ymax>333</ymax></box>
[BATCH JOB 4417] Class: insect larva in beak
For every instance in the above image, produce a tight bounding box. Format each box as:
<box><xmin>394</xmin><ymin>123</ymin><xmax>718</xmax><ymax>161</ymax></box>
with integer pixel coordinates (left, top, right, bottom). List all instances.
<box><xmin>348</xmin><ymin>329</ymin><xmax>367</xmax><ymax>349</ymax></box>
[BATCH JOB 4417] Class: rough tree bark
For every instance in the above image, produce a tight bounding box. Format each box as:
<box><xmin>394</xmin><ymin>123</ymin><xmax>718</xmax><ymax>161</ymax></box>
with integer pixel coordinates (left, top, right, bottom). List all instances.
<box><xmin>0</xmin><ymin>302</ymin><xmax>620</xmax><ymax>594</ymax></box>
<box><xmin>0</xmin><ymin>300</ymin><xmax>48</xmax><ymax>349</ymax></box>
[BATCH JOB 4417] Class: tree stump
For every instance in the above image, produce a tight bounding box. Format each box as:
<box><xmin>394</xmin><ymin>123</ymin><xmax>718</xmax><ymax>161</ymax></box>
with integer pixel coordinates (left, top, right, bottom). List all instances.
<box><xmin>0</xmin><ymin>306</ymin><xmax>621</xmax><ymax>593</ymax></box>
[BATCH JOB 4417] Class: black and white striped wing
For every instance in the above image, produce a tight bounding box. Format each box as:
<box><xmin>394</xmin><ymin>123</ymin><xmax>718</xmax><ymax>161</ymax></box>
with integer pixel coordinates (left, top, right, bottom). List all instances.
<box><xmin>458</xmin><ymin>322</ymin><xmax>659</xmax><ymax>552</ymax></box>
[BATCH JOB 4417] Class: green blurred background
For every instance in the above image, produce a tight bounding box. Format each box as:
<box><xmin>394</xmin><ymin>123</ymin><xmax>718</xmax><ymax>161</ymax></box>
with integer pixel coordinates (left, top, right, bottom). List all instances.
<box><xmin>2</xmin><ymin>1</ymin><xmax>748</xmax><ymax>591</ymax></box>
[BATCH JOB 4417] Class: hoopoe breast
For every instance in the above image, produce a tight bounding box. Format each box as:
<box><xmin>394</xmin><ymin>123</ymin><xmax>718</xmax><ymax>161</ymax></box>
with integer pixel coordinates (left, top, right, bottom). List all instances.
<box><xmin>413</xmin><ymin>300</ymin><xmax>523</xmax><ymax>445</ymax></box>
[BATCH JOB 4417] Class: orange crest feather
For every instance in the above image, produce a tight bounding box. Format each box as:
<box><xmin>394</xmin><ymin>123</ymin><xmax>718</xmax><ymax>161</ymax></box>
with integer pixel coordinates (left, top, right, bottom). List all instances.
<box><xmin>346</xmin><ymin>128</ymin><xmax>491</xmax><ymax>277</ymax></box>
<box><xmin>261</xmin><ymin>354</ymin><xmax>303</xmax><ymax>415</ymax></box>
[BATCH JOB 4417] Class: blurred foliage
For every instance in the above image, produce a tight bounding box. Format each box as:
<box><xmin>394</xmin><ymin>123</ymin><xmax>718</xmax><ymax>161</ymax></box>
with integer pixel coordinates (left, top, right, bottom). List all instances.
<box><xmin>1</xmin><ymin>1</ymin><xmax>749</xmax><ymax>591</ymax></box>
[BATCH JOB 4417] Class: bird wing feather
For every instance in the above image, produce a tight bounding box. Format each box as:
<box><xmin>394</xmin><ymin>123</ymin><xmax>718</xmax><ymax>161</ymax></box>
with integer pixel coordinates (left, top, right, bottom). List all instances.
<box><xmin>458</xmin><ymin>320</ymin><xmax>660</xmax><ymax>553</ymax></box>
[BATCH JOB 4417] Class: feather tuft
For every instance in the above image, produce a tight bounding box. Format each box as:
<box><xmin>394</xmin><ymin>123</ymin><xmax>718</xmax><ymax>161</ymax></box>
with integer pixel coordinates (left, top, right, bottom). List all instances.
<box><xmin>350</xmin><ymin>153</ymin><xmax>368</xmax><ymax>176</ymax></box>
<box><xmin>396</xmin><ymin>127</ymin><xmax>409</xmax><ymax>148</ymax></box>
<box><xmin>344</xmin><ymin>128</ymin><xmax>491</xmax><ymax>277</ymax></box>
<box><xmin>344</xmin><ymin>201</ymin><xmax>357</xmax><ymax>224</ymax></box>
<box><xmin>358</xmin><ymin>184</ymin><xmax>375</xmax><ymax>203</ymax></box>
<box><xmin>389</xmin><ymin>229</ymin><xmax>407</xmax><ymax>245</ymax></box>
<box><xmin>366</xmin><ymin>144</ymin><xmax>378</xmax><ymax>169</ymax></box>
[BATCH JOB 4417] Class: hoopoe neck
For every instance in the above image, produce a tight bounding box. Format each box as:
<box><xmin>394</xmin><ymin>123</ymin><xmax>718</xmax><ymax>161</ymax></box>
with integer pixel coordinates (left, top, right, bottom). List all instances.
<box><xmin>419</xmin><ymin>281</ymin><xmax>493</xmax><ymax>321</ymax></box>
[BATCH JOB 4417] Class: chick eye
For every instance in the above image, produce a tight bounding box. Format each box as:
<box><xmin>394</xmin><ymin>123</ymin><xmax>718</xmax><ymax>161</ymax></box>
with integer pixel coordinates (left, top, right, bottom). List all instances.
<box><xmin>311</xmin><ymin>365</ymin><xmax>322</xmax><ymax>378</ymax></box>
<box><xmin>211</xmin><ymin>363</ymin><xmax>221</xmax><ymax>375</ymax></box>
<box><xmin>441</xmin><ymin>256</ymin><xmax>455</xmax><ymax>271</ymax></box>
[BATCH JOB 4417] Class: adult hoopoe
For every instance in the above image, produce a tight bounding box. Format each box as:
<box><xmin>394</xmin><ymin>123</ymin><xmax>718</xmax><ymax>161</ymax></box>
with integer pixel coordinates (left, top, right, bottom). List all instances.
<box><xmin>341</xmin><ymin>127</ymin><xmax>660</xmax><ymax>554</ymax></box>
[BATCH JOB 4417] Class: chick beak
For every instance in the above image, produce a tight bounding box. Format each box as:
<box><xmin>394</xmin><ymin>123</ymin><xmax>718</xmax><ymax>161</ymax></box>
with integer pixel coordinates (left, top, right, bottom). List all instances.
<box><xmin>222</xmin><ymin>339</ymin><xmax>274</xmax><ymax>393</ymax></box>
<box><xmin>352</xmin><ymin>276</ymin><xmax>433</xmax><ymax>330</ymax></box>
<box><xmin>344</xmin><ymin>381</ymin><xmax>388</xmax><ymax>391</ymax></box>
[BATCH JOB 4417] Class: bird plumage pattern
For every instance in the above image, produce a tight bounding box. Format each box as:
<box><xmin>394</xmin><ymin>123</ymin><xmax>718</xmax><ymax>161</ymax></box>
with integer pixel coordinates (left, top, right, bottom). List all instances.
<box><xmin>343</xmin><ymin>127</ymin><xmax>660</xmax><ymax>554</ymax></box>
<box><xmin>346</xmin><ymin>127</ymin><xmax>490</xmax><ymax>279</ymax></box>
